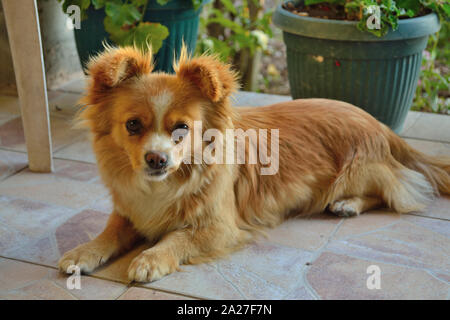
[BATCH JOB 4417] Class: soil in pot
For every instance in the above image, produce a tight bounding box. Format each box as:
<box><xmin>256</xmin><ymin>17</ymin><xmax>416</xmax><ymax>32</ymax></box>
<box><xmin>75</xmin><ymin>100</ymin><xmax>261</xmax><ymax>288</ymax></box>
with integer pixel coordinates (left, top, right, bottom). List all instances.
<box><xmin>283</xmin><ymin>1</ymin><xmax>431</xmax><ymax>20</ymax></box>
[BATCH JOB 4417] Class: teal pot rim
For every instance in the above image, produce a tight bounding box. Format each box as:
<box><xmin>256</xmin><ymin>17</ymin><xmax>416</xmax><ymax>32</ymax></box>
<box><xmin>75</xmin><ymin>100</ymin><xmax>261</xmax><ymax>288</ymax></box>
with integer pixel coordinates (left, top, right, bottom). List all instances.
<box><xmin>142</xmin><ymin>0</ymin><xmax>211</xmax><ymax>11</ymax></box>
<box><xmin>273</xmin><ymin>0</ymin><xmax>440</xmax><ymax>42</ymax></box>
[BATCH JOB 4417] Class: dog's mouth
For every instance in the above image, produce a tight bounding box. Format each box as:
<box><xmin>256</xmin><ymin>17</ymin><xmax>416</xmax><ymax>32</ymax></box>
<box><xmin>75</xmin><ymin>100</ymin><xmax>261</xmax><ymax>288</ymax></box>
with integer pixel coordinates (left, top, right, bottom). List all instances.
<box><xmin>147</xmin><ymin>168</ymin><xmax>167</xmax><ymax>176</ymax></box>
<box><xmin>144</xmin><ymin>168</ymin><xmax>170</xmax><ymax>181</ymax></box>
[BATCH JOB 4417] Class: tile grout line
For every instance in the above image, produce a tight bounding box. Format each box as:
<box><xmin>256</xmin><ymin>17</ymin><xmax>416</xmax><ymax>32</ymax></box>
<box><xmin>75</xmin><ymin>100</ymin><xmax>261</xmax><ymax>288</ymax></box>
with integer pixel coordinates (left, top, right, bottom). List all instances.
<box><xmin>331</xmin><ymin>219</ymin><xmax>404</xmax><ymax>242</ymax></box>
<box><xmin>299</xmin><ymin>218</ymin><xmax>346</xmax><ymax>300</ymax></box>
<box><xmin>319</xmin><ymin>246</ymin><xmax>450</xmax><ymax>280</ymax></box>
<box><xmin>214</xmin><ymin>263</ymin><xmax>248</xmax><ymax>300</ymax></box>
<box><xmin>0</xmin><ymin>146</ymin><xmax>97</xmax><ymax>165</ymax></box>
<box><xmin>133</xmin><ymin>283</ymin><xmax>204</xmax><ymax>300</ymax></box>
<box><xmin>401</xmin><ymin>112</ymin><xmax>423</xmax><ymax>134</ymax></box>
<box><xmin>114</xmin><ymin>287</ymin><xmax>131</xmax><ymax>300</ymax></box>
<box><xmin>0</xmin><ymin>254</ymin><xmax>200</xmax><ymax>300</ymax></box>
<box><xmin>405</xmin><ymin>212</ymin><xmax>450</xmax><ymax>222</ymax></box>
<box><xmin>0</xmin><ymin>164</ymin><xmax>29</xmax><ymax>182</ymax></box>
<box><xmin>400</xmin><ymin>135</ymin><xmax>450</xmax><ymax>144</ymax></box>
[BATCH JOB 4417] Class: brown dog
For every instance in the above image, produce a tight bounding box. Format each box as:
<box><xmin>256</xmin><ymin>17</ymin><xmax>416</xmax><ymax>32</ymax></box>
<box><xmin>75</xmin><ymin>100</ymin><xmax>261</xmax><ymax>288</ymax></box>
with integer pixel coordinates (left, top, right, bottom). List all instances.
<box><xmin>58</xmin><ymin>46</ymin><xmax>450</xmax><ymax>282</ymax></box>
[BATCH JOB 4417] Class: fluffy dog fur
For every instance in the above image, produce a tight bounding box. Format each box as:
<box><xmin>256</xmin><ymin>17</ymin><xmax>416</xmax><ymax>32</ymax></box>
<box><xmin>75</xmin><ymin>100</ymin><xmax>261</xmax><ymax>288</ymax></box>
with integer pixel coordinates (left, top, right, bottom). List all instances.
<box><xmin>58</xmin><ymin>46</ymin><xmax>450</xmax><ymax>282</ymax></box>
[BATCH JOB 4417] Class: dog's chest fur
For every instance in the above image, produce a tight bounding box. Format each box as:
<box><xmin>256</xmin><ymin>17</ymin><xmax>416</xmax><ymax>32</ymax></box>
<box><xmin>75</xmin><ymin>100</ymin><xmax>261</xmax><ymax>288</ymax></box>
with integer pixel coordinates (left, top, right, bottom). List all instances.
<box><xmin>113</xmin><ymin>180</ymin><xmax>184</xmax><ymax>239</ymax></box>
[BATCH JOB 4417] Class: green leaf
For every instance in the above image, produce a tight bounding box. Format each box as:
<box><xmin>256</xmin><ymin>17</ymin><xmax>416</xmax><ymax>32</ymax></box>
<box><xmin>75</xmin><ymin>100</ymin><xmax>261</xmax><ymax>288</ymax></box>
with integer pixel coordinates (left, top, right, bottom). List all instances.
<box><xmin>208</xmin><ymin>10</ymin><xmax>246</xmax><ymax>33</ymax></box>
<box><xmin>192</xmin><ymin>0</ymin><xmax>203</xmax><ymax>10</ymax></box>
<box><xmin>131</xmin><ymin>0</ymin><xmax>149</xmax><ymax>6</ymax></box>
<box><xmin>220</xmin><ymin>0</ymin><xmax>237</xmax><ymax>15</ymax></box>
<box><xmin>129</xmin><ymin>22</ymin><xmax>169</xmax><ymax>53</ymax></box>
<box><xmin>156</xmin><ymin>0</ymin><xmax>170</xmax><ymax>5</ymax></box>
<box><xmin>442</xmin><ymin>3</ymin><xmax>450</xmax><ymax>17</ymax></box>
<box><xmin>304</xmin><ymin>0</ymin><xmax>329</xmax><ymax>5</ymax></box>
<box><xmin>92</xmin><ymin>0</ymin><xmax>106</xmax><ymax>9</ymax></box>
<box><xmin>104</xmin><ymin>16</ymin><xmax>132</xmax><ymax>44</ymax></box>
<box><xmin>105</xmin><ymin>2</ymin><xmax>142</xmax><ymax>26</ymax></box>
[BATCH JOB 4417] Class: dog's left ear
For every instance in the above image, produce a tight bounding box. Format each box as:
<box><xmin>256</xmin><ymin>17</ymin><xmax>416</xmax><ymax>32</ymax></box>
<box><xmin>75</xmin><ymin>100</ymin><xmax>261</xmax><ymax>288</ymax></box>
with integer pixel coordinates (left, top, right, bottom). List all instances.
<box><xmin>176</xmin><ymin>52</ymin><xmax>239</xmax><ymax>102</ymax></box>
<box><xmin>85</xmin><ymin>46</ymin><xmax>153</xmax><ymax>101</ymax></box>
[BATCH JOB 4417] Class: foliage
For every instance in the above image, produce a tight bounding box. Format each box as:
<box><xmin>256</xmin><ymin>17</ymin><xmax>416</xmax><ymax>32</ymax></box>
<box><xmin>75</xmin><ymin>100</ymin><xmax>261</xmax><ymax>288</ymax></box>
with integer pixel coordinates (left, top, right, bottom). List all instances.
<box><xmin>58</xmin><ymin>0</ymin><xmax>198</xmax><ymax>52</ymax></box>
<box><xmin>302</xmin><ymin>0</ymin><xmax>450</xmax><ymax>37</ymax></box>
<box><xmin>412</xmin><ymin>21</ymin><xmax>450</xmax><ymax>114</ymax></box>
<box><xmin>197</xmin><ymin>0</ymin><xmax>273</xmax><ymax>62</ymax></box>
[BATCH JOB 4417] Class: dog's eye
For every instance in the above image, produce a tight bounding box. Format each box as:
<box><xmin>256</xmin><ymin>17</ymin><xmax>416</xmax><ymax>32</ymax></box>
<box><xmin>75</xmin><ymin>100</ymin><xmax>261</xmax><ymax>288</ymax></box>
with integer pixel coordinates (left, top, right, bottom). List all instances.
<box><xmin>126</xmin><ymin>119</ymin><xmax>142</xmax><ymax>135</ymax></box>
<box><xmin>171</xmin><ymin>123</ymin><xmax>189</xmax><ymax>143</ymax></box>
<box><xmin>173</xmin><ymin>123</ymin><xmax>189</xmax><ymax>131</ymax></box>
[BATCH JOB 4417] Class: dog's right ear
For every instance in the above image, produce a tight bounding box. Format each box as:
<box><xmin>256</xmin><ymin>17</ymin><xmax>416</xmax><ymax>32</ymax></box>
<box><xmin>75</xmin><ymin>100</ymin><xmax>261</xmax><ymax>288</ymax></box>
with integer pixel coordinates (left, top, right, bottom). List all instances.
<box><xmin>85</xmin><ymin>46</ymin><xmax>153</xmax><ymax>101</ymax></box>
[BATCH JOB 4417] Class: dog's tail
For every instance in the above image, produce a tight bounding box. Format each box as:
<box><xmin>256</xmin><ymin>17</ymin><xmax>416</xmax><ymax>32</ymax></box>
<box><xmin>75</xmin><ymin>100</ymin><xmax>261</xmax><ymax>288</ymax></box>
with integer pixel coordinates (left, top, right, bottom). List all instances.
<box><xmin>386</xmin><ymin>126</ymin><xmax>450</xmax><ymax>196</ymax></box>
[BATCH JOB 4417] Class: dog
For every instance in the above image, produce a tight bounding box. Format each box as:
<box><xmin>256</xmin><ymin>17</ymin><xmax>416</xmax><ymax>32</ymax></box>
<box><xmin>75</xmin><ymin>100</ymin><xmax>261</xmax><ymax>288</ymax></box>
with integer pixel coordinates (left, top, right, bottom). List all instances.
<box><xmin>58</xmin><ymin>46</ymin><xmax>450</xmax><ymax>282</ymax></box>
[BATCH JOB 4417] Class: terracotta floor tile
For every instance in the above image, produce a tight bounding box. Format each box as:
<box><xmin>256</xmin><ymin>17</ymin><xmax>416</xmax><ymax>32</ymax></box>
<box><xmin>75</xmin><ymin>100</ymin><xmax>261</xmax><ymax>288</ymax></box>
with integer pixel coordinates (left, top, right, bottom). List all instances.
<box><xmin>307</xmin><ymin>252</ymin><xmax>448</xmax><ymax>299</ymax></box>
<box><xmin>86</xmin><ymin>195</ymin><xmax>113</xmax><ymax>214</ymax></box>
<box><xmin>118</xmin><ymin>287</ymin><xmax>191</xmax><ymax>300</ymax></box>
<box><xmin>403</xmin><ymin>214</ymin><xmax>450</xmax><ymax>237</ymax></box>
<box><xmin>93</xmin><ymin>242</ymin><xmax>152</xmax><ymax>284</ymax></box>
<box><xmin>399</xmin><ymin>112</ymin><xmax>422</xmax><ymax>136</ymax></box>
<box><xmin>145</xmin><ymin>263</ymin><xmax>247</xmax><ymax>300</ymax></box>
<box><xmin>0</xmin><ymin>149</ymin><xmax>27</xmax><ymax>181</ymax></box>
<box><xmin>402</xmin><ymin>112</ymin><xmax>450</xmax><ymax>143</ymax></box>
<box><xmin>55</xmin><ymin>209</ymin><xmax>109</xmax><ymax>257</ymax></box>
<box><xmin>332</xmin><ymin>210</ymin><xmax>401</xmax><ymax>240</ymax></box>
<box><xmin>411</xmin><ymin>196</ymin><xmax>450</xmax><ymax>220</ymax></box>
<box><xmin>56</xmin><ymin>77</ymin><xmax>86</xmax><ymax>94</ymax></box>
<box><xmin>142</xmin><ymin>242</ymin><xmax>314</xmax><ymax>300</ymax></box>
<box><xmin>86</xmin><ymin>240</ymin><xmax>315</xmax><ymax>299</ymax></box>
<box><xmin>51</xmin><ymin>158</ymin><xmax>100</xmax><ymax>182</ymax></box>
<box><xmin>0</xmin><ymin>257</ymin><xmax>128</xmax><ymax>300</ymax></box>
<box><xmin>265</xmin><ymin>212</ymin><xmax>341</xmax><ymax>251</ymax></box>
<box><xmin>404</xmin><ymin>138</ymin><xmax>450</xmax><ymax>156</ymax></box>
<box><xmin>0</xmin><ymin>278</ymin><xmax>77</xmax><ymax>300</ymax></box>
<box><xmin>54</xmin><ymin>133</ymin><xmax>96</xmax><ymax>164</ymax></box>
<box><xmin>0</xmin><ymin>159</ymin><xmax>107</xmax><ymax>210</ymax></box>
<box><xmin>0</xmin><ymin>115</ymin><xmax>84</xmax><ymax>153</ymax></box>
<box><xmin>48</xmin><ymin>92</ymin><xmax>84</xmax><ymax>118</ymax></box>
<box><xmin>283</xmin><ymin>286</ymin><xmax>316</xmax><ymax>300</ymax></box>
<box><xmin>0</xmin><ymin>195</ymin><xmax>77</xmax><ymax>265</ymax></box>
<box><xmin>0</xmin><ymin>95</ymin><xmax>21</xmax><ymax>126</ymax></box>
<box><xmin>326</xmin><ymin>220</ymin><xmax>450</xmax><ymax>278</ymax></box>
<box><xmin>0</xmin><ymin>258</ymin><xmax>49</xmax><ymax>292</ymax></box>
<box><xmin>48</xmin><ymin>269</ymin><xmax>127</xmax><ymax>300</ymax></box>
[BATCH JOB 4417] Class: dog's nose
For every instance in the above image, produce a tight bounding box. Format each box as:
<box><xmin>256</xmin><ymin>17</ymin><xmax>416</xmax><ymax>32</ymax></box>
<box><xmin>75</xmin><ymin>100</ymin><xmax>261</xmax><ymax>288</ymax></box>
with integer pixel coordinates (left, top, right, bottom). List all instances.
<box><xmin>145</xmin><ymin>151</ymin><xmax>168</xmax><ymax>170</ymax></box>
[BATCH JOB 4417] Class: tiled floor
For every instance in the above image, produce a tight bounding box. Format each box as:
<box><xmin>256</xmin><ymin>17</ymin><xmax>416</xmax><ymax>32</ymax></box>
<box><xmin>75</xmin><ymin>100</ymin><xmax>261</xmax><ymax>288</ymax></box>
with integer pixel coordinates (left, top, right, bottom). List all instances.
<box><xmin>0</xmin><ymin>77</ymin><xmax>449</xmax><ymax>299</ymax></box>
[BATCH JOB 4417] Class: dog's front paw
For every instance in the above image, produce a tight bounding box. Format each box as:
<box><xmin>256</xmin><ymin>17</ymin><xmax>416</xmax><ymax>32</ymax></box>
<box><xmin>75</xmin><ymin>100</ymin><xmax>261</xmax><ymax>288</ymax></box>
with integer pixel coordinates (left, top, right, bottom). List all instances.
<box><xmin>127</xmin><ymin>250</ymin><xmax>178</xmax><ymax>283</ymax></box>
<box><xmin>58</xmin><ymin>242</ymin><xmax>110</xmax><ymax>274</ymax></box>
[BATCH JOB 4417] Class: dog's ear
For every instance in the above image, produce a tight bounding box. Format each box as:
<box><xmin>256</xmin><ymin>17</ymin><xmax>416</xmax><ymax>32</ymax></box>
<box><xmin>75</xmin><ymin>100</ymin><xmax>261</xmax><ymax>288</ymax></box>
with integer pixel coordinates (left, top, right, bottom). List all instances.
<box><xmin>86</xmin><ymin>46</ymin><xmax>153</xmax><ymax>97</ymax></box>
<box><xmin>175</xmin><ymin>49</ymin><xmax>239</xmax><ymax>102</ymax></box>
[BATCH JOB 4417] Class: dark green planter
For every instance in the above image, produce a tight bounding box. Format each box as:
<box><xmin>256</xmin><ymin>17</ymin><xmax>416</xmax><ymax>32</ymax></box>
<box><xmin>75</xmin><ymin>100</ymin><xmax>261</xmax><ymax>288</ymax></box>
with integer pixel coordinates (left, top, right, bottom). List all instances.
<box><xmin>74</xmin><ymin>0</ymin><xmax>208</xmax><ymax>73</ymax></box>
<box><xmin>273</xmin><ymin>1</ymin><xmax>440</xmax><ymax>133</ymax></box>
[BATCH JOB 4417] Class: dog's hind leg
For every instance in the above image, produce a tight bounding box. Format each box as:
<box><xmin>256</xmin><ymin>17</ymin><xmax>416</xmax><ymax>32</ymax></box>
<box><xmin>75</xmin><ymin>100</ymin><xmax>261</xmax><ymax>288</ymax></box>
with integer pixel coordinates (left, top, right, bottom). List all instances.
<box><xmin>328</xmin><ymin>160</ymin><xmax>434</xmax><ymax>217</ymax></box>
<box><xmin>329</xmin><ymin>196</ymin><xmax>383</xmax><ymax>217</ymax></box>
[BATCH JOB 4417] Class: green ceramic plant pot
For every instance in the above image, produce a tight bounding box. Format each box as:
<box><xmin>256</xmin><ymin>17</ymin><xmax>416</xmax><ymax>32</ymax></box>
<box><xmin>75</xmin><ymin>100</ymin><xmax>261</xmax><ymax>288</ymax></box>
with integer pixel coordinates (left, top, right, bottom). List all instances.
<box><xmin>273</xmin><ymin>0</ymin><xmax>440</xmax><ymax>133</ymax></box>
<box><xmin>74</xmin><ymin>0</ymin><xmax>208</xmax><ymax>73</ymax></box>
